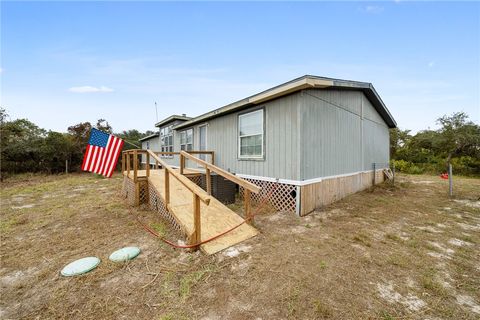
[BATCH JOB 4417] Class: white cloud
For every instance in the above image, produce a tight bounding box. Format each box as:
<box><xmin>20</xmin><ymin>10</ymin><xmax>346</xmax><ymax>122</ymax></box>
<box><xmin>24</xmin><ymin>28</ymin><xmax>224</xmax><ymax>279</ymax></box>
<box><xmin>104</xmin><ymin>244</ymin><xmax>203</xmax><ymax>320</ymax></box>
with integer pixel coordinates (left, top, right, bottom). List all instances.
<box><xmin>363</xmin><ymin>5</ymin><xmax>384</xmax><ymax>14</ymax></box>
<box><xmin>428</xmin><ymin>61</ymin><xmax>435</xmax><ymax>68</ymax></box>
<box><xmin>68</xmin><ymin>85</ymin><xmax>114</xmax><ymax>93</ymax></box>
<box><xmin>0</xmin><ymin>67</ymin><xmax>3</xmax><ymax>74</ymax></box>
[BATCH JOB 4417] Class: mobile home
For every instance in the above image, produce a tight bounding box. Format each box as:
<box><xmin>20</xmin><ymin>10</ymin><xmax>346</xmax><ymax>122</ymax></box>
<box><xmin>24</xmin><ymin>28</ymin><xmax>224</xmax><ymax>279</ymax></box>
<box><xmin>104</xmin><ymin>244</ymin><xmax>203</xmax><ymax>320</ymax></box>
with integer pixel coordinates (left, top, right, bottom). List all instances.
<box><xmin>140</xmin><ymin>75</ymin><xmax>396</xmax><ymax>216</ymax></box>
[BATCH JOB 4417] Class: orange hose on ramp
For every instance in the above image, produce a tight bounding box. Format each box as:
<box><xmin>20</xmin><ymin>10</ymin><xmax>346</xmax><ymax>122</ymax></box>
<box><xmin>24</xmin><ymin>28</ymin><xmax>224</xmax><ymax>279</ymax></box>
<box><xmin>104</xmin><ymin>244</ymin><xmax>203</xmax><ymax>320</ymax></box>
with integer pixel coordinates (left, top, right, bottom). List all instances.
<box><xmin>131</xmin><ymin>183</ymin><xmax>277</xmax><ymax>249</ymax></box>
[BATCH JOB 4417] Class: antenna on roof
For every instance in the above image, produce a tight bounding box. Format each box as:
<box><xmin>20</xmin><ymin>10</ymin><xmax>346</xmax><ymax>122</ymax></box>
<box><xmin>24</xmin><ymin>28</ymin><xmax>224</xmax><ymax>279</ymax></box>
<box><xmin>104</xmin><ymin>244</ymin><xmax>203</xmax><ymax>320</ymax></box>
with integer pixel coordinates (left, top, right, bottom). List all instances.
<box><xmin>154</xmin><ymin>101</ymin><xmax>158</xmax><ymax>123</ymax></box>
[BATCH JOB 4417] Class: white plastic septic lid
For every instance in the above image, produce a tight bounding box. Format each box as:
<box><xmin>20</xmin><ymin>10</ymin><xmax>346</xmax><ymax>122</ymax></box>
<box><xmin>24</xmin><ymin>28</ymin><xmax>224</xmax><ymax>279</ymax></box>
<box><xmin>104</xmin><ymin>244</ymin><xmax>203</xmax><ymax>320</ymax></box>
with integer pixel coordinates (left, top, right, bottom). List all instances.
<box><xmin>61</xmin><ymin>257</ymin><xmax>100</xmax><ymax>277</ymax></box>
<box><xmin>109</xmin><ymin>246</ymin><xmax>141</xmax><ymax>262</ymax></box>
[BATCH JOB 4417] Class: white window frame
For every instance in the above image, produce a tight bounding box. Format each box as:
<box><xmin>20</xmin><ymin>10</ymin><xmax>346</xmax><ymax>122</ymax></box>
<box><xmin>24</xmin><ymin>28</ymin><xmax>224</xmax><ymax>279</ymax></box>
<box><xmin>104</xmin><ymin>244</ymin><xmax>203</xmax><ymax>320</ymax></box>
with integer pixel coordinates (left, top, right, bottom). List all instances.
<box><xmin>238</xmin><ymin>109</ymin><xmax>264</xmax><ymax>159</ymax></box>
<box><xmin>180</xmin><ymin>128</ymin><xmax>193</xmax><ymax>151</ymax></box>
<box><xmin>160</xmin><ymin>125</ymin><xmax>174</xmax><ymax>158</ymax></box>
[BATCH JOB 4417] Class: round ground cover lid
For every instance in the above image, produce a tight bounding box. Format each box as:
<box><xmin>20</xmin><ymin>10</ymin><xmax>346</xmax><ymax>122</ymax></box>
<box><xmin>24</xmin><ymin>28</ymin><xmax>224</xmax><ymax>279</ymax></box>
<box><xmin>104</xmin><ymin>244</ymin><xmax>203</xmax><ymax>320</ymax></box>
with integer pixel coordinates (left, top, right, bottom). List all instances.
<box><xmin>61</xmin><ymin>257</ymin><xmax>100</xmax><ymax>277</ymax></box>
<box><xmin>109</xmin><ymin>247</ymin><xmax>141</xmax><ymax>262</ymax></box>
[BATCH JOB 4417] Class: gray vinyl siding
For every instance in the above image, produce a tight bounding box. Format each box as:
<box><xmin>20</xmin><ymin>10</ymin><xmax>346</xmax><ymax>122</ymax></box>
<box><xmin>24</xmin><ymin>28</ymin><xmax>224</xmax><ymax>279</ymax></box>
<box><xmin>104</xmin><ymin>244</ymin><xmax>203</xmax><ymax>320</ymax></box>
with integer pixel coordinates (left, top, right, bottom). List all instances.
<box><xmin>300</xmin><ymin>89</ymin><xmax>390</xmax><ymax>180</ymax></box>
<box><xmin>152</xmin><ymin>88</ymin><xmax>389</xmax><ymax>180</ymax></box>
<box><xmin>362</xmin><ymin>96</ymin><xmax>390</xmax><ymax>170</ymax></box>
<box><xmin>141</xmin><ymin>136</ymin><xmax>160</xmax><ymax>165</ymax></box>
<box><xmin>197</xmin><ymin>93</ymin><xmax>302</xmax><ymax>180</ymax></box>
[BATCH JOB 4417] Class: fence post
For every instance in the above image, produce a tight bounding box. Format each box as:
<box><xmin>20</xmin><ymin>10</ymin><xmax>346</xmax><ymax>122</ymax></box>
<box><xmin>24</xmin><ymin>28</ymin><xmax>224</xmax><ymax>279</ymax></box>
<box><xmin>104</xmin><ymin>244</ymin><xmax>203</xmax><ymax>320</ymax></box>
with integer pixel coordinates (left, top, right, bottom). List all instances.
<box><xmin>146</xmin><ymin>152</ymin><xmax>150</xmax><ymax>177</ymax></box>
<box><xmin>373</xmin><ymin>163</ymin><xmax>376</xmax><ymax>186</ymax></box>
<box><xmin>121</xmin><ymin>153</ymin><xmax>125</xmax><ymax>175</ymax></box>
<box><xmin>133</xmin><ymin>150</ymin><xmax>138</xmax><ymax>182</ymax></box>
<box><xmin>206</xmin><ymin>168</ymin><xmax>212</xmax><ymax>195</ymax></box>
<box><xmin>127</xmin><ymin>152</ymin><xmax>131</xmax><ymax>177</ymax></box>
<box><xmin>392</xmin><ymin>162</ymin><xmax>395</xmax><ymax>186</ymax></box>
<box><xmin>180</xmin><ymin>154</ymin><xmax>185</xmax><ymax>175</ymax></box>
<box><xmin>448</xmin><ymin>163</ymin><xmax>453</xmax><ymax>197</ymax></box>
<box><xmin>245</xmin><ymin>189</ymin><xmax>252</xmax><ymax>224</ymax></box>
<box><xmin>65</xmin><ymin>159</ymin><xmax>69</xmax><ymax>174</ymax></box>
<box><xmin>192</xmin><ymin>194</ymin><xmax>201</xmax><ymax>249</ymax></box>
<box><xmin>164</xmin><ymin>169</ymin><xmax>170</xmax><ymax>206</ymax></box>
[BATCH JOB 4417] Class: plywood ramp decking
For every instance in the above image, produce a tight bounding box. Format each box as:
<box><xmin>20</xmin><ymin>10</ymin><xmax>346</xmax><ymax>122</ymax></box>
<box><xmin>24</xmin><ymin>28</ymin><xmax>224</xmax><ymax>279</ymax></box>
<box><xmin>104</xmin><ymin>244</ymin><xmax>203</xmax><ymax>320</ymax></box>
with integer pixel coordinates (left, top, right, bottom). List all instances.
<box><xmin>137</xmin><ymin>169</ymin><xmax>258</xmax><ymax>255</ymax></box>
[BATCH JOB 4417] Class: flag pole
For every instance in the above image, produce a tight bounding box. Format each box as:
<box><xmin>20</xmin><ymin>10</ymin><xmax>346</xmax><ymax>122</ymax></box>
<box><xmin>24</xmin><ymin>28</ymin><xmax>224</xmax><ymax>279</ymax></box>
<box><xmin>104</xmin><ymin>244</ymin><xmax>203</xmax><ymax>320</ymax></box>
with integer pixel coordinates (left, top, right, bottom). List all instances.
<box><xmin>123</xmin><ymin>140</ymin><xmax>142</xmax><ymax>149</ymax></box>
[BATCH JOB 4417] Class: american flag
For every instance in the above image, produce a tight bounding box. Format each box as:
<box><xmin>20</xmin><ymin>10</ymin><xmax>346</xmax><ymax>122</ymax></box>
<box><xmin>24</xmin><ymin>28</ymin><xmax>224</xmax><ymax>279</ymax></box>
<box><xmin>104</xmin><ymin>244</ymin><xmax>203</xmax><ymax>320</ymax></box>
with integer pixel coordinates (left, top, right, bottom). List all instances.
<box><xmin>81</xmin><ymin>128</ymin><xmax>124</xmax><ymax>178</ymax></box>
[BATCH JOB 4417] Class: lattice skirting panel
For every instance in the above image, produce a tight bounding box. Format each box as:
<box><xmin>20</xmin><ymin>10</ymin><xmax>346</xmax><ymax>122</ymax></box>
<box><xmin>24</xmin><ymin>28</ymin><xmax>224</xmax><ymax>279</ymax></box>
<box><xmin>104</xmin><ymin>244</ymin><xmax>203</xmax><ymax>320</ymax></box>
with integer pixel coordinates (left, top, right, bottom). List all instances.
<box><xmin>121</xmin><ymin>176</ymin><xmax>149</xmax><ymax>206</ymax></box>
<box><xmin>148</xmin><ymin>181</ymin><xmax>183</xmax><ymax>232</ymax></box>
<box><xmin>138</xmin><ymin>179</ymin><xmax>149</xmax><ymax>205</ymax></box>
<box><xmin>239</xmin><ymin>179</ymin><xmax>297</xmax><ymax>213</ymax></box>
<box><xmin>122</xmin><ymin>176</ymin><xmax>136</xmax><ymax>205</ymax></box>
<box><xmin>187</xmin><ymin>175</ymin><xmax>204</xmax><ymax>189</ymax></box>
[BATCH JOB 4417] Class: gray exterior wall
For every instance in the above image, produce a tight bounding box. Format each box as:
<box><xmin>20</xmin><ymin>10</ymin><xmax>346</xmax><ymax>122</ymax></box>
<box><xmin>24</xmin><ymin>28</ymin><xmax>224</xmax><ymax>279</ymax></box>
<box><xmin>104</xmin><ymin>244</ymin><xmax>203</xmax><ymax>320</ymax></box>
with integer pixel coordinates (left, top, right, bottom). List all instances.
<box><xmin>140</xmin><ymin>135</ymin><xmax>160</xmax><ymax>165</ymax></box>
<box><xmin>172</xmin><ymin>92</ymin><xmax>302</xmax><ymax>180</ymax></box>
<box><xmin>300</xmin><ymin>89</ymin><xmax>390</xmax><ymax>180</ymax></box>
<box><xmin>144</xmin><ymin>89</ymin><xmax>390</xmax><ymax>181</ymax></box>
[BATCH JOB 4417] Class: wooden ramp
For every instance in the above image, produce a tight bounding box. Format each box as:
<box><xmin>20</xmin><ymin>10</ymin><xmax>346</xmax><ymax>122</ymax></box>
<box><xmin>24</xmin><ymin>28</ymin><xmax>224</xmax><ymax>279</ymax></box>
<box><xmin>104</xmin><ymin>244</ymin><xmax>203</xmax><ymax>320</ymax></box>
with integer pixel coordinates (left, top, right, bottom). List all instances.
<box><xmin>144</xmin><ymin>169</ymin><xmax>258</xmax><ymax>255</ymax></box>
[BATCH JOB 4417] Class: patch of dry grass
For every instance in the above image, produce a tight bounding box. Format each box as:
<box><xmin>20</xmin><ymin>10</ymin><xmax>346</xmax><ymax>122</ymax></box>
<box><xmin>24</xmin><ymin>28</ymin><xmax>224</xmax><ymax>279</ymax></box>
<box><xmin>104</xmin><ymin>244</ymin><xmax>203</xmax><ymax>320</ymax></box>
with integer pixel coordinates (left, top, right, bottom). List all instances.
<box><xmin>1</xmin><ymin>173</ymin><xmax>479</xmax><ymax>319</ymax></box>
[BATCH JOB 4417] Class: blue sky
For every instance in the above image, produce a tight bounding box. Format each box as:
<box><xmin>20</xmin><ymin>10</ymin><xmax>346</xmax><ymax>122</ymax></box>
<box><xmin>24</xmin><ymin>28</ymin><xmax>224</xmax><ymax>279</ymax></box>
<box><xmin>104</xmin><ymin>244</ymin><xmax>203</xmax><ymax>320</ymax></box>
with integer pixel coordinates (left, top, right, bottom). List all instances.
<box><xmin>1</xmin><ymin>1</ymin><xmax>479</xmax><ymax>133</ymax></box>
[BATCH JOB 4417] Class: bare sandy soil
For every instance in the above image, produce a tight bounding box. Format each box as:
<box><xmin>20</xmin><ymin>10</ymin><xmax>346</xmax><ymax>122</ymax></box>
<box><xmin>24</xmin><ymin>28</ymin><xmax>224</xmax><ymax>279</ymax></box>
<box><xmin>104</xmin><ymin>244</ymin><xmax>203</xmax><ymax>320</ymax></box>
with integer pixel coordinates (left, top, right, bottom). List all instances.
<box><xmin>1</xmin><ymin>172</ymin><xmax>479</xmax><ymax>319</ymax></box>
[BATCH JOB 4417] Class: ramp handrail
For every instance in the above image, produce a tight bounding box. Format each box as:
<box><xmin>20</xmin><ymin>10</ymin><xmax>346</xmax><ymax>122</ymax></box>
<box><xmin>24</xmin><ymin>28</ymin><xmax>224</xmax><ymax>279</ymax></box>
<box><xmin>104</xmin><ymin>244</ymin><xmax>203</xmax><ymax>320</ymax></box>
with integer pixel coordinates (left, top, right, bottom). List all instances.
<box><xmin>179</xmin><ymin>151</ymin><xmax>260</xmax><ymax>193</ymax></box>
<box><xmin>147</xmin><ymin>150</ymin><xmax>211</xmax><ymax>205</ymax></box>
<box><xmin>179</xmin><ymin>150</ymin><xmax>261</xmax><ymax>224</ymax></box>
<box><xmin>152</xmin><ymin>151</ymin><xmax>215</xmax><ymax>166</ymax></box>
<box><xmin>122</xmin><ymin>149</ymin><xmax>212</xmax><ymax>248</ymax></box>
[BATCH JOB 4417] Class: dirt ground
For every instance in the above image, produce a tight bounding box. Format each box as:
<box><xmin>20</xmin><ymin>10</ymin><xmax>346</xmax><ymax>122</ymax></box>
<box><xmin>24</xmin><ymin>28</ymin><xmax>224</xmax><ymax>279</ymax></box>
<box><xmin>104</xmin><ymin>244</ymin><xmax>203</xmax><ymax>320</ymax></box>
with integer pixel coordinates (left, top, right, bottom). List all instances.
<box><xmin>1</xmin><ymin>172</ymin><xmax>479</xmax><ymax>320</ymax></box>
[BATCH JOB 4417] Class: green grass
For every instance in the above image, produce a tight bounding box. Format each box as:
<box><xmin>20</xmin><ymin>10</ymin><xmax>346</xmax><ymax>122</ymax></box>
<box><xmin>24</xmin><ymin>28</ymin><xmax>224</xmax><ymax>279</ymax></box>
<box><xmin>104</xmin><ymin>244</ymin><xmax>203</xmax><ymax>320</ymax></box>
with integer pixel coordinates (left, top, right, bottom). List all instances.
<box><xmin>318</xmin><ymin>261</ymin><xmax>327</xmax><ymax>270</ymax></box>
<box><xmin>387</xmin><ymin>254</ymin><xmax>409</xmax><ymax>268</ymax></box>
<box><xmin>179</xmin><ymin>266</ymin><xmax>213</xmax><ymax>300</ymax></box>
<box><xmin>353</xmin><ymin>233</ymin><xmax>372</xmax><ymax>247</ymax></box>
<box><xmin>421</xmin><ymin>268</ymin><xmax>447</xmax><ymax>297</ymax></box>
<box><xmin>312</xmin><ymin>299</ymin><xmax>332</xmax><ymax>318</ymax></box>
<box><xmin>385</xmin><ymin>233</ymin><xmax>402</xmax><ymax>242</ymax></box>
<box><xmin>150</xmin><ymin>222</ymin><xmax>167</xmax><ymax>237</ymax></box>
<box><xmin>379</xmin><ymin>310</ymin><xmax>396</xmax><ymax>320</ymax></box>
<box><xmin>0</xmin><ymin>216</ymin><xmax>17</xmax><ymax>233</ymax></box>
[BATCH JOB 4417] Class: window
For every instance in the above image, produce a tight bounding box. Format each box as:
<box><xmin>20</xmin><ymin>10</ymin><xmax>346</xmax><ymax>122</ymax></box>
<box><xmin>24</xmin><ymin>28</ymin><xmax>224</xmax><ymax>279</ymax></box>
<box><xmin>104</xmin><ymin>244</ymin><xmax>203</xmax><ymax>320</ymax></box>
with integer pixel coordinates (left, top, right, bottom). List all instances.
<box><xmin>238</xmin><ymin>109</ymin><xmax>264</xmax><ymax>158</ymax></box>
<box><xmin>146</xmin><ymin>141</ymin><xmax>150</xmax><ymax>149</ymax></box>
<box><xmin>160</xmin><ymin>125</ymin><xmax>173</xmax><ymax>157</ymax></box>
<box><xmin>180</xmin><ymin>129</ymin><xmax>193</xmax><ymax>151</ymax></box>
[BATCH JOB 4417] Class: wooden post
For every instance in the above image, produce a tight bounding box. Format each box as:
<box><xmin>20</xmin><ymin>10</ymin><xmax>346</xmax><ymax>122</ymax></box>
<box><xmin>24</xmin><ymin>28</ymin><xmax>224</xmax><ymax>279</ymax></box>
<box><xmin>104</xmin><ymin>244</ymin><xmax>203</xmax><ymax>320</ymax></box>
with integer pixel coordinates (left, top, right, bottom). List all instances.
<box><xmin>244</xmin><ymin>189</ymin><xmax>252</xmax><ymax>224</ymax></box>
<box><xmin>122</xmin><ymin>153</ymin><xmax>125</xmax><ymax>175</ymax></box>
<box><xmin>164</xmin><ymin>169</ymin><xmax>170</xmax><ymax>206</ymax></box>
<box><xmin>133</xmin><ymin>150</ymin><xmax>138</xmax><ymax>182</ymax></box>
<box><xmin>192</xmin><ymin>194</ymin><xmax>201</xmax><ymax>248</ymax></box>
<box><xmin>206</xmin><ymin>168</ymin><xmax>212</xmax><ymax>195</ymax></box>
<box><xmin>65</xmin><ymin>159</ymin><xmax>68</xmax><ymax>174</ymax></box>
<box><xmin>211</xmin><ymin>151</ymin><xmax>215</xmax><ymax>166</ymax></box>
<box><xmin>126</xmin><ymin>152</ymin><xmax>131</xmax><ymax>177</ymax></box>
<box><xmin>448</xmin><ymin>163</ymin><xmax>453</xmax><ymax>197</ymax></box>
<box><xmin>146</xmin><ymin>152</ymin><xmax>150</xmax><ymax>177</ymax></box>
<box><xmin>392</xmin><ymin>162</ymin><xmax>395</xmax><ymax>186</ymax></box>
<box><xmin>135</xmin><ymin>183</ymin><xmax>140</xmax><ymax>206</ymax></box>
<box><xmin>180</xmin><ymin>154</ymin><xmax>185</xmax><ymax>175</ymax></box>
<box><xmin>372</xmin><ymin>163</ymin><xmax>376</xmax><ymax>186</ymax></box>
<box><xmin>155</xmin><ymin>160</ymin><xmax>159</xmax><ymax>170</ymax></box>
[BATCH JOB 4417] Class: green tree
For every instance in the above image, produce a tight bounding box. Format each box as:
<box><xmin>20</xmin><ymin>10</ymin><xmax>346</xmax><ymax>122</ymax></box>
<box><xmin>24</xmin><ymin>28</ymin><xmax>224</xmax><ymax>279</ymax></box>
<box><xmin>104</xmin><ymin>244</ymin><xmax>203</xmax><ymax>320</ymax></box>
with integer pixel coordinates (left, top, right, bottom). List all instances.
<box><xmin>436</xmin><ymin>112</ymin><xmax>480</xmax><ymax>166</ymax></box>
<box><xmin>96</xmin><ymin>119</ymin><xmax>112</xmax><ymax>133</ymax></box>
<box><xmin>0</xmin><ymin>117</ymin><xmax>46</xmax><ymax>177</ymax></box>
<box><xmin>390</xmin><ymin>128</ymin><xmax>411</xmax><ymax>159</ymax></box>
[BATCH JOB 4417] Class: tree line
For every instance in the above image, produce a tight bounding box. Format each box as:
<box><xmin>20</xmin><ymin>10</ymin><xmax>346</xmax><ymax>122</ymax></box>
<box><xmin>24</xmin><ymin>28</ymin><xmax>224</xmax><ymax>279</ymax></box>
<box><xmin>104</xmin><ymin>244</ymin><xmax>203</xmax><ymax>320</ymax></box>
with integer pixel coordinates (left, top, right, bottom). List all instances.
<box><xmin>0</xmin><ymin>108</ymin><xmax>154</xmax><ymax>180</ymax></box>
<box><xmin>390</xmin><ymin>112</ymin><xmax>480</xmax><ymax>176</ymax></box>
<box><xmin>1</xmin><ymin>108</ymin><xmax>479</xmax><ymax>179</ymax></box>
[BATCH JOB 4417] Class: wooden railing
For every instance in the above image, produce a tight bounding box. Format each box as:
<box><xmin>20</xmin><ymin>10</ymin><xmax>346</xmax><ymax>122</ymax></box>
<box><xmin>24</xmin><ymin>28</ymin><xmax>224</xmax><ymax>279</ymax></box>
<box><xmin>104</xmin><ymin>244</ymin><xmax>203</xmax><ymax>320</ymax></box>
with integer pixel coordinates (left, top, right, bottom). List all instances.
<box><xmin>122</xmin><ymin>149</ymin><xmax>211</xmax><ymax>247</ymax></box>
<box><xmin>179</xmin><ymin>151</ymin><xmax>261</xmax><ymax>223</ymax></box>
<box><xmin>150</xmin><ymin>151</ymin><xmax>215</xmax><ymax>169</ymax></box>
